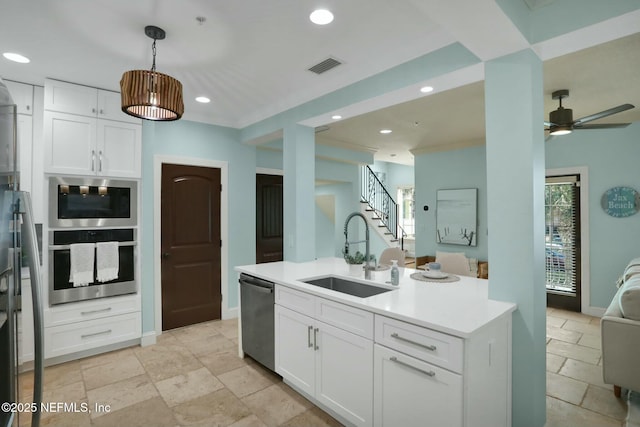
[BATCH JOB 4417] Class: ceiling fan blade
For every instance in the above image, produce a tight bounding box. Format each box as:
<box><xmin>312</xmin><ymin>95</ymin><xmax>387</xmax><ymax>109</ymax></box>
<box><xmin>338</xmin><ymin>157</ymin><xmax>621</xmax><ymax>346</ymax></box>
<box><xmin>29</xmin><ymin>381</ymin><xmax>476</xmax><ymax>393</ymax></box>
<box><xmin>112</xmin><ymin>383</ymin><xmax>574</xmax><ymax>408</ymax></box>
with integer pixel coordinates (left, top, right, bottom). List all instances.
<box><xmin>543</xmin><ymin>121</ymin><xmax>556</xmax><ymax>127</ymax></box>
<box><xmin>573</xmin><ymin>104</ymin><xmax>635</xmax><ymax>126</ymax></box>
<box><xmin>573</xmin><ymin>123</ymin><xmax>631</xmax><ymax>130</ymax></box>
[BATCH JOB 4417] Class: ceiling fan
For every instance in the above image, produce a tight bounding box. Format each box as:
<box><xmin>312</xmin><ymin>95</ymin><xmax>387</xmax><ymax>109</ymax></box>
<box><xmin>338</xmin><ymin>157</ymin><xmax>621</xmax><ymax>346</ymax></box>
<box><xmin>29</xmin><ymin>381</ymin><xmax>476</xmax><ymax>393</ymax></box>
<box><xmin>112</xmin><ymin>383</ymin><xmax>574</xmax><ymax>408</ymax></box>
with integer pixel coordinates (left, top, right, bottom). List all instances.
<box><xmin>544</xmin><ymin>89</ymin><xmax>635</xmax><ymax>136</ymax></box>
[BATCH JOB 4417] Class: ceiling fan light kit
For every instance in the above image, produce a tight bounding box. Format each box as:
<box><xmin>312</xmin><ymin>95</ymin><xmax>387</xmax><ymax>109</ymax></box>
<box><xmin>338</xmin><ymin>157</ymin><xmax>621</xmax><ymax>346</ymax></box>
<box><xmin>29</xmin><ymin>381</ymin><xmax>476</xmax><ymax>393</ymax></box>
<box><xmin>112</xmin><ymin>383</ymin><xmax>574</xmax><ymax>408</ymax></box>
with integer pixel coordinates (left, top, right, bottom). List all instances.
<box><xmin>546</xmin><ymin>89</ymin><xmax>634</xmax><ymax>136</ymax></box>
<box><xmin>121</xmin><ymin>25</ymin><xmax>184</xmax><ymax>121</ymax></box>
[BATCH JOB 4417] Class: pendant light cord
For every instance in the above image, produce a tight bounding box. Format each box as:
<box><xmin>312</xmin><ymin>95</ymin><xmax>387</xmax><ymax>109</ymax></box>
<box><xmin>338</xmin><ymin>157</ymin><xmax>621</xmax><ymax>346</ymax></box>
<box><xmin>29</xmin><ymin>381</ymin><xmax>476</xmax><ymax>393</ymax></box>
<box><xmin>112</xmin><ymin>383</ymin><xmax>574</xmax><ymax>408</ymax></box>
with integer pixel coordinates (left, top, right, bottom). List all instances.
<box><xmin>151</xmin><ymin>38</ymin><xmax>157</xmax><ymax>72</ymax></box>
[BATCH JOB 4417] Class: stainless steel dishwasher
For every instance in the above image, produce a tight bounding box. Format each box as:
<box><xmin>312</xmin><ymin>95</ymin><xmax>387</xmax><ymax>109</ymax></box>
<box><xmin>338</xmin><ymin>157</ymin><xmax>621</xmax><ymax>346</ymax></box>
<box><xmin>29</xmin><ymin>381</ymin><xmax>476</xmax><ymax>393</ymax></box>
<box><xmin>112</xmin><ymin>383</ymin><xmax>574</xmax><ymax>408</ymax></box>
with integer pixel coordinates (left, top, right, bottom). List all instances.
<box><xmin>239</xmin><ymin>273</ymin><xmax>275</xmax><ymax>372</ymax></box>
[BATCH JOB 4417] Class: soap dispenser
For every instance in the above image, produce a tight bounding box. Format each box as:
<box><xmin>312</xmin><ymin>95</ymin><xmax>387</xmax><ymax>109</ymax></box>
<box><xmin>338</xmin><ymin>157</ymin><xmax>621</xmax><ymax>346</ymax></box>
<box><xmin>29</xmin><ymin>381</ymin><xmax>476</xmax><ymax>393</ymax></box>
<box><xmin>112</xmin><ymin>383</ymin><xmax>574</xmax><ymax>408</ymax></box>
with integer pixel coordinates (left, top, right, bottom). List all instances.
<box><xmin>390</xmin><ymin>260</ymin><xmax>399</xmax><ymax>286</ymax></box>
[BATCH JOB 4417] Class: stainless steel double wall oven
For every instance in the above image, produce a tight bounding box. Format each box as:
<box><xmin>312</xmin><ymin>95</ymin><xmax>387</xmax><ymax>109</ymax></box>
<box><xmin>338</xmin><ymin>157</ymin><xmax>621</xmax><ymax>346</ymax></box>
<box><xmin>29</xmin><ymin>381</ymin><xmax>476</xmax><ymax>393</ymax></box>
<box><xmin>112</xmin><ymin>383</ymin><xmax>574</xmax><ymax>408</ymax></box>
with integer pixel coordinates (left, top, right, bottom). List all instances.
<box><xmin>48</xmin><ymin>177</ymin><xmax>138</xmax><ymax>305</ymax></box>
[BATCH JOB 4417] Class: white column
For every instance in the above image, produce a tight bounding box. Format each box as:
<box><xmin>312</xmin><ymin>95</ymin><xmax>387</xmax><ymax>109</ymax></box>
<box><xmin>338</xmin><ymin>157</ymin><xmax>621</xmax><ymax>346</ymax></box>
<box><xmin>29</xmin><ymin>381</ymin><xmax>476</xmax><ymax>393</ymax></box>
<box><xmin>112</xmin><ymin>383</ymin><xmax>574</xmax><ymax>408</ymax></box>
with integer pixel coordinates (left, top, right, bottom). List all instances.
<box><xmin>485</xmin><ymin>49</ymin><xmax>546</xmax><ymax>427</ymax></box>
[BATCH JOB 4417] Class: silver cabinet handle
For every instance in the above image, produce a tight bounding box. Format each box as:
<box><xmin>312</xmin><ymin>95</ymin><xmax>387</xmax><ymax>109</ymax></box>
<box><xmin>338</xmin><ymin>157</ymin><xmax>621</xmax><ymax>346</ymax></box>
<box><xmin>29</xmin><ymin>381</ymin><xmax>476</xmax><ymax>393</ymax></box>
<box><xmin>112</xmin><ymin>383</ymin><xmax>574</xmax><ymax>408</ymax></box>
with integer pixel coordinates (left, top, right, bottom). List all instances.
<box><xmin>390</xmin><ymin>356</ymin><xmax>436</xmax><ymax>377</ymax></box>
<box><xmin>308</xmin><ymin>325</ymin><xmax>313</xmax><ymax>348</ymax></box>
<box><xmin>81</xmin><ymin>329</ymin><xmax>112</xmax><ymax>339</ymax></box>
<box><xmin>99</xmin><ymin>150</ymin><xmax>103</xmax><ymax>172</ymax></box>
<box><xmin>99</xmin><ymin>109</ymin><xmax>104</xmax><ymax>115</ymax></box>
<box><xmin>92</xmin><ymin>108</ymin><xmax>96</xmax><ymax>114</ymax></box>
<box><xmin>81</xmin><ymin>307</ymin><xmax>112</xmax><ymax>316</ymax></box>
<box><xmin>390</xmin><ymin>332</ymin><xmax>437</xmax><ymax>351</ymax></box>
<box><xmin>314</xmin><ymin>327</ymin><xmax>319</xmax><ymax>350</ymax></box>
<box><xmin>91</xmin><ymin>150</ymin><xmax>96</xmax><ymax>171</ymax></box>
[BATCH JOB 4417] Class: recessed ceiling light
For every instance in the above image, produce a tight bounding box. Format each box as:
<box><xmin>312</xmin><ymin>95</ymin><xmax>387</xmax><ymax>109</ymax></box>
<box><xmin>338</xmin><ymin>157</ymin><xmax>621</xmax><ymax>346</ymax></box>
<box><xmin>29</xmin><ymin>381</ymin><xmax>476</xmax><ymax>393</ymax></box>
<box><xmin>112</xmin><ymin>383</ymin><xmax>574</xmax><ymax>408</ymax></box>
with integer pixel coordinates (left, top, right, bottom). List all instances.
<box><xmin>3</xmin><ymin>52</ymin><xmax>30</xmax><ymax>63</ymax></box>
<box><xmin>420</xmin><ymin>86</ymin><xmax>434</xmax><ymax>93</ymax></box>
<box><xmin>195</xmin><ymin>96</ymin><xmax>211</xmax><ymax>103</ymax></box>
<box><xmin>379</xmin><ymin>129</ymin><xmax>392</xmax><ymax>134</ymax></box>
<box><xmin>390</xmin><ymin>154</ymin><xmax>396</xmax><ymax>157</ymax></box>
<box><xmin>310</xmin><ymin>9</ymin><xmax>334</xmax><ymax>25</ymax></box>
<box><xmin>331</xmin><ymin>114</ymin><xmax>342</xmax><ymax>120</ymax></box>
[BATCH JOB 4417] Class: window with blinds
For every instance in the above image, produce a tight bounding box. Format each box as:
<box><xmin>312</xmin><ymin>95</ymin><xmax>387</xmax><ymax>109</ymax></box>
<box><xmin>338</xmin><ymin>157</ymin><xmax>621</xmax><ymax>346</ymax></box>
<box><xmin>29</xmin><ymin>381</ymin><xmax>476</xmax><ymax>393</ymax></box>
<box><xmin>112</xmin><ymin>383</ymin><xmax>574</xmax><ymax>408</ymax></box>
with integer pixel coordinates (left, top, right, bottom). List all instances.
<box><xmin>545</xmin><ymin>175</ymin><xmax>581</xmax><ymax>304</ymax></box>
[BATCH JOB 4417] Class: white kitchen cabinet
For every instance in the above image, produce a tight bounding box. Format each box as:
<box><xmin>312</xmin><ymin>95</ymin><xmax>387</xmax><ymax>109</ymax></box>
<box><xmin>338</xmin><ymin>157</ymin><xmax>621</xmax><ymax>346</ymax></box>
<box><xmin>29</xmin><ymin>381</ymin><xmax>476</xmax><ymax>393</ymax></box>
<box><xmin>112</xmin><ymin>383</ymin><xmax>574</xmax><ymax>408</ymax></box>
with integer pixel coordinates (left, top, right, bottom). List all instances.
<box><xmin>275</xmin><ymin>288</ymin><xmax>373</xmax><ymax>427</ymax></box>
<box><xmin>374</xmin><ymin>344</ymin><xmax>462</xmax><ymax>427</ymax></box>
<box><xmin>4</xmin><ymin>80</ymin><xmax>33</xmax><ymax>115</ymax></box>
<box><xmin>96</xmin><ymin>120</ymin><xmax>142</xmax><ymax>177</ymax></box>
<box><xmin>44</xmin><ymin>79</ymin><xmax>142</xmax><ymax>178</ymax></box>
<box><xmin>315</xmin><ymin>320</ymin><xmax>373</xmax><ymax>427</ymax></box>
<box><xmin>44</xmin><ymin>79</ymin><xmax>139</xmax><ymax>124</ymax></box>
<box><xmin>374</xmin><ymin>314</ymin><xmax>510</xmax><ymax>427</ymax></box>
<box><xmin>44</xmin><ymin>294</ymin><xmax>141</xmax><ymax>359</ymax></box>
<box><xmin>45</xmin><ymin>311</ymin><xmax>141</xmax><ymax>359</ymax></box>
<box><xmin>44</xmin><ymin>111</ymin><xmax>141</xmax><ymax>178</ymax></box>
<box><xmin>274</xmin><ymin>304</ymin><xmax>315</xmax><ymax>396</ymax></box>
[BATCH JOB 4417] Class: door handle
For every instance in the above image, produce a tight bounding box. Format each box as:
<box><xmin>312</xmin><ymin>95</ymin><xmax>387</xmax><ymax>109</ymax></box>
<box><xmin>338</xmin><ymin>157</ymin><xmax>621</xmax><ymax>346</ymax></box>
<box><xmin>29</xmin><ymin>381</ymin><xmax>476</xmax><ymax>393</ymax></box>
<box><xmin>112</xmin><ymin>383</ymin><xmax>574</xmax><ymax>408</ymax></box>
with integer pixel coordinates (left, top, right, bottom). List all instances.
<box><xmin>162</xmin><ymin>252</ymin><xmax>170</xmax><ymax>259</ymax></box>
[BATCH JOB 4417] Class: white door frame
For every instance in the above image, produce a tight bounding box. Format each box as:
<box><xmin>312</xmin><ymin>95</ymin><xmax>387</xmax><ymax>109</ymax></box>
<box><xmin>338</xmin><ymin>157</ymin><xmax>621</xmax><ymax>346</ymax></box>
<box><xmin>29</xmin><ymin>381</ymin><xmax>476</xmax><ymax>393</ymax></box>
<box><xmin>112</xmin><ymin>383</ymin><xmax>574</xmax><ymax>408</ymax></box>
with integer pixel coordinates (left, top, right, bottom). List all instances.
<box><xmin>545</xmin><ymin>166</ymin><xmax>597</xmax><ymax>316</ymax></box>
<box><xmin>153</xmin><ymin>155</ymin><xmax>230</xmax><ymax>337</ymax></box>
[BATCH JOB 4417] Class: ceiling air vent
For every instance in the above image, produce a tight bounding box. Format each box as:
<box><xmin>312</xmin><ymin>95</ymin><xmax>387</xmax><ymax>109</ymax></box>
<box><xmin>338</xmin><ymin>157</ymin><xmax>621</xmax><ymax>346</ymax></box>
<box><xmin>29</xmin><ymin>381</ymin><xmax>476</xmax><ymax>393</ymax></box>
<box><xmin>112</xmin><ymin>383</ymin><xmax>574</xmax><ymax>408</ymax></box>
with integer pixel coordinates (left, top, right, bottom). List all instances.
<box><xmin>308</xmin><ymin>57</ymin><xmax>342</xmax><ymax>74</ymax></box>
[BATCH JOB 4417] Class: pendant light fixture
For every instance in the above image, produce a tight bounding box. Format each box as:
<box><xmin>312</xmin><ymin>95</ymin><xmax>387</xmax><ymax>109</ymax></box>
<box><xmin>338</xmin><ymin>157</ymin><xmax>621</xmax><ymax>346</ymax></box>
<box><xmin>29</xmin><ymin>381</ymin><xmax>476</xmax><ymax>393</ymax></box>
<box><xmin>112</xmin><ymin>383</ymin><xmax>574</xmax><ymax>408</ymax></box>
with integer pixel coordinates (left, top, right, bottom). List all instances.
<box><xmin>120</xmin><ymin>25</ymin><xmax>184</xmax><ymax>121</ymax></box>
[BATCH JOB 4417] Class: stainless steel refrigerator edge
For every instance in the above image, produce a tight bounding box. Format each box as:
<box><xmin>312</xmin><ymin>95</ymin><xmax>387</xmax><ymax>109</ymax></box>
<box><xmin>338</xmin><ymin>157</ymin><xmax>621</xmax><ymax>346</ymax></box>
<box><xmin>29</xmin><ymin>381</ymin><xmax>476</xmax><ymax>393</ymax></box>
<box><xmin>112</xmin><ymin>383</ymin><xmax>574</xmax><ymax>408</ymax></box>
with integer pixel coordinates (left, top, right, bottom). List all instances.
<box><xmin>0</xmin><ymin>78</ymin><xmax>45</xmax><ymax>427</ymax></box>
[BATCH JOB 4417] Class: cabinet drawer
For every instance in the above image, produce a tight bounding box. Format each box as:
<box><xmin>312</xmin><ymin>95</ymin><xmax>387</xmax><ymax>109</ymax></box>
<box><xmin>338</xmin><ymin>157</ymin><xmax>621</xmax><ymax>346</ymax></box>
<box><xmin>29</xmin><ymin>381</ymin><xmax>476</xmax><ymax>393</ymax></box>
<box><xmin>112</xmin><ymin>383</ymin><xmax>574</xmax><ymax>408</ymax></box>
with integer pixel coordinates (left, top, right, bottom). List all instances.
<box><xmin>375</xmin><ymin>315</ymin><xmax>464</xmax><ymax>373</ymax></box>
<box><xmin>374</xmin><ymin>344</ymin><xmax>462</xmax><ymax>427</ymax></box>
<box><xmin>316</xmin><ymin>298</ymin><xmax>373</xmax><ymax>340</ymax></box>
<box><xmin>45</xmin><ymin>295</ymin><xmax>140</xmax><ymax>327</ymax></box>
<box><xmin>275</xmin><ymin>285</ymin><xmax>315</xmax><ymax>314</ymax></box>
<box><xmin>45</xmin><ymin>311</ymin><xmax>141</xmax><ymax>358</ymax></box>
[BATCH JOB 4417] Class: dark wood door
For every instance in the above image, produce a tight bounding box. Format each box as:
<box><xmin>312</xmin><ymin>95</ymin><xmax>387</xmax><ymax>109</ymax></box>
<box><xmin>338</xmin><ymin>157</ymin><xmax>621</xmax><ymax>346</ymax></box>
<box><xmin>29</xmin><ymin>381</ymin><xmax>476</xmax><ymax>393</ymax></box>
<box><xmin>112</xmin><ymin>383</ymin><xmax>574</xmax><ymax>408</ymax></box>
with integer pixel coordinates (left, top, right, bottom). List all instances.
<box><xmin>256</xmin><ymin>174</ymin><xmax>283</xmax><ymax>263</ymax></box>
<box><xmin>161</xmin><ymin>164</ymin><xmax>221</xmax><ymax>330</ymax></box>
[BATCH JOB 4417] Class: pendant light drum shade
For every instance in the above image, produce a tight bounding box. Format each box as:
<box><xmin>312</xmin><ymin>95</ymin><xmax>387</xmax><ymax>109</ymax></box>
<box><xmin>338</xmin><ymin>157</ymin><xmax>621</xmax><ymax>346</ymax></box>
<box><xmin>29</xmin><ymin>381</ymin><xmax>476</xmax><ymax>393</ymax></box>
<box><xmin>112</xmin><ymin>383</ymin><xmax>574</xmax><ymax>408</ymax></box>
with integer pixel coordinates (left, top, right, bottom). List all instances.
<box><xmin>120</xmin><ymin>25</ymin><xmax>184</xmax><ymax>121</ymax></box>
<box><xmin>121</xmin><ymin>69</ymin><xmax>184</xmax><ymax>121</ymax></box>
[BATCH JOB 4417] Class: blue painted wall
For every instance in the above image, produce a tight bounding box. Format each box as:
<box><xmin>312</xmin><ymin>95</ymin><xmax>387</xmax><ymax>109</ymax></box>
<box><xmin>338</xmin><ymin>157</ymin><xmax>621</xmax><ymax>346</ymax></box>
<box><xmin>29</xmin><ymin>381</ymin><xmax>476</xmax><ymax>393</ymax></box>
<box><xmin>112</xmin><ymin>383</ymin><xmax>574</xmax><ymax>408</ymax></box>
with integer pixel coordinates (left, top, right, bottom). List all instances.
<box><xmin>546</xmin><ymin>123</ymin><xmax>640</xmax><ymax>307</ymax></box>
<box><xmin>414</xmin><ymin>145</ymin><xmax>488</xmax><ymax>262</ymax></box>
<box><xmin>140</xmin><ymin>120</ymin><xmax>256</xmax><ymax>332</ymax></box>
<box><xmin>412</xmin><ymin>123</ymin><xmax>640</xmax><ymax>309</ymax></box>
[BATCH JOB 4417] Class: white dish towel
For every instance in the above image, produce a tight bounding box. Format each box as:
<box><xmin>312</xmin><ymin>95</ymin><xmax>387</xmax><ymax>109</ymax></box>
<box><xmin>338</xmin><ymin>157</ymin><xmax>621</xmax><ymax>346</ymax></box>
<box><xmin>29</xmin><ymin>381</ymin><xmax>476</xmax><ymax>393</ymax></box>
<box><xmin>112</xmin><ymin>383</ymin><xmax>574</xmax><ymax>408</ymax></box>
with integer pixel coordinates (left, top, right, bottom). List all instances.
<box><xmin>69</xmin><ymin>243</ymin><xmax>95</xmax><ymax>287</ymax></box>
<box><xmin>96</xmin><ymin>241</ymin><xmax>119</xmax><ymax>283</ymax></box>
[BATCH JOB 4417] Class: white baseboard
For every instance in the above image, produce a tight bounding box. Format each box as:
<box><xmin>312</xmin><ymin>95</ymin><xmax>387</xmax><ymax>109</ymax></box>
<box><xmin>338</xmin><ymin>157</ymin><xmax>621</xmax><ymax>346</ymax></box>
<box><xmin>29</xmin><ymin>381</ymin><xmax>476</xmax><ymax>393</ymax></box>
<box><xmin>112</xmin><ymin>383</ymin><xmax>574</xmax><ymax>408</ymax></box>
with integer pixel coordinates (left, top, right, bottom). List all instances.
<box><xmin>583</xmin><ymin>306</ymin><xmax>606</xmax><ymax>318</ymax></box>
<box><xmin>140</xmin><ymin>331</ymin><xmax>157</xmax><ymax>347</ymax></box>
<box><xmin>223</xmin><ymin>307</ymin><xmax>238</xmax><ymax>320</ymax></box>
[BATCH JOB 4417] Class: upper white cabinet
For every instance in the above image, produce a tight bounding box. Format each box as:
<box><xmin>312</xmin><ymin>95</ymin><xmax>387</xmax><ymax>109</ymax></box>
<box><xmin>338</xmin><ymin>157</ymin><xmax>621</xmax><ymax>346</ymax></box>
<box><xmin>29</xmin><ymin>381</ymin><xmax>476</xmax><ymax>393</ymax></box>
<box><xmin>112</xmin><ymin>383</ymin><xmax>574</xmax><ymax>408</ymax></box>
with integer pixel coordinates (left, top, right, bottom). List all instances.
<box><xmin>4</xmin><ymin>80</ymin><xmax>34</xmax><ymax>115</ymax></box>
<box><xmin>44</xmin><ymin>79</ymin><xmax>141</xmax><ymax>178</ymax></box>
<box><xmin>44</xmin><ymin>79</ymin><xmax>139</xmax><ymax>124</ymax></box>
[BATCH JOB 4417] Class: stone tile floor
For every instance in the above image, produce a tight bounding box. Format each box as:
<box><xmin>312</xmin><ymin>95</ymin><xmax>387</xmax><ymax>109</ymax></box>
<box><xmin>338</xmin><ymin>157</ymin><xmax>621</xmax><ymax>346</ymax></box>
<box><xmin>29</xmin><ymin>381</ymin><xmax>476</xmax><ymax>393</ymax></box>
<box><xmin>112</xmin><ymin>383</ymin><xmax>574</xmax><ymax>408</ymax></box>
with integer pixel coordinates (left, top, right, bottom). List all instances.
<box><xmin>545</xmin><ymin>307</ymin><xmax>627</xmax><ymax>427</ymax></box>
<box><xmin>16</xmin><ymin>308</ymin><xmax>630</xmax><ymax>426</ymax></box>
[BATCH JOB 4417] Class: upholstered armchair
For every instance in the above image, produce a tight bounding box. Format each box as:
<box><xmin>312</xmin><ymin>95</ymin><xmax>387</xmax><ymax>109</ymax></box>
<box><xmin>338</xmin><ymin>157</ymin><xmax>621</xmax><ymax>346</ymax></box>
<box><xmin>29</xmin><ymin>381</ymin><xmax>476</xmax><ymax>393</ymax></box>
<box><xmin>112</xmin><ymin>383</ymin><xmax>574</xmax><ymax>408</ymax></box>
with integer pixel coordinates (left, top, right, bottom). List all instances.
<box><xmin>601</xmin><ymin>259</ymin><xmax>640</xmax><ymax>397</ymax></box>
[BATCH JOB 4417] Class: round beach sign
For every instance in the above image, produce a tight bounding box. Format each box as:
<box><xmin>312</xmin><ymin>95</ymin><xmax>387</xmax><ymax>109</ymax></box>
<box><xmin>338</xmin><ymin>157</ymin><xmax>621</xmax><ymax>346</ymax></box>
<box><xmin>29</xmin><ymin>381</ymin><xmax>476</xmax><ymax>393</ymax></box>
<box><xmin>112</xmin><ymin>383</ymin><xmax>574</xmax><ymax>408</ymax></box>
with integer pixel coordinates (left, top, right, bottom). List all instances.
<box><xmin>601</xmin><ymin>186</ymin><xmax>640</xmax><ymax>218</ymax></box>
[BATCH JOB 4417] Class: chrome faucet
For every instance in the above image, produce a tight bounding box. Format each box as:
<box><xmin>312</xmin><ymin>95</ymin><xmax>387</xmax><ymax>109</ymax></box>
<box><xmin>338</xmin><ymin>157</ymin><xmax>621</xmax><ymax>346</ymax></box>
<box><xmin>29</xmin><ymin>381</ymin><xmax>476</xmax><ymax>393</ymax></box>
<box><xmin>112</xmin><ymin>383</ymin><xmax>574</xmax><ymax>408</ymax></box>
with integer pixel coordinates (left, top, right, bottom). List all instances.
<box><xmin>344</xmin><ymin>212</ymin><xmax>372</xmax><ymax>280</ymax></box>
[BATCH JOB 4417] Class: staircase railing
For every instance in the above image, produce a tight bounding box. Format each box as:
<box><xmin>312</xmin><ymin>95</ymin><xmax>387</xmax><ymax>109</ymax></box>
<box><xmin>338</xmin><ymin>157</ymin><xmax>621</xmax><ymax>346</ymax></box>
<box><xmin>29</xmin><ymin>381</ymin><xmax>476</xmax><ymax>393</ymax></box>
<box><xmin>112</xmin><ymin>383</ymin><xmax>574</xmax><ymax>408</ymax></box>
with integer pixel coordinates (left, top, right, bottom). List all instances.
<box><xmin>360</xmin><ymin>165</ymin><xmax>407</xmax><ymax>248</ymax></box>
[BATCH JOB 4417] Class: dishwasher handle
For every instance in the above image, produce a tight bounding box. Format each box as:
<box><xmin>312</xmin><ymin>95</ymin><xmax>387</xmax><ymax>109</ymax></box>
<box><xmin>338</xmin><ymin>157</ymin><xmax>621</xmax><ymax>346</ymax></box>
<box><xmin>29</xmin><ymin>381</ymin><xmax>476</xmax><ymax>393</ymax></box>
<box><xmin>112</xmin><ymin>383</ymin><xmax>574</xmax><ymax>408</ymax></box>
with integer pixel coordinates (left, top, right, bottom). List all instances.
<box><xmin>239</xmin><ymin>273</ymin><xmax>274</xmax><ymax>293</ymax></box>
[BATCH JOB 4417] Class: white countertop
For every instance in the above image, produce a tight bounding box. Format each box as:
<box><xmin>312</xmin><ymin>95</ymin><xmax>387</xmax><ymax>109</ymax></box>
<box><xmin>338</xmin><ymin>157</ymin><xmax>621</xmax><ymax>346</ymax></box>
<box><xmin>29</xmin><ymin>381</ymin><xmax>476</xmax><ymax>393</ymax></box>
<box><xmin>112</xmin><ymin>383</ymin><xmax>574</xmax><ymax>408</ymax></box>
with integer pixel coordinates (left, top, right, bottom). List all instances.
<box><xmin>235</xmin><ymin>257</ymin><xmax>516</xmax><ymax>338</ymax></box>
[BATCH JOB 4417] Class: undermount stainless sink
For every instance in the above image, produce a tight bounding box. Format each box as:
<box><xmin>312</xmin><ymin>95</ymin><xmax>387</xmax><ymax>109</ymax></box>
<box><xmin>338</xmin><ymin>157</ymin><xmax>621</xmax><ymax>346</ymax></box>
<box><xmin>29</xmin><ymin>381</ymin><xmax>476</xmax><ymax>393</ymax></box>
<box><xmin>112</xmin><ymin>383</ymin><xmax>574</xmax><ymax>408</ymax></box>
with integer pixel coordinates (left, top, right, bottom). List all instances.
<box><xmin>302</xmin><ymin>275</ymin><xmax>392</xmax><ymax>298</ymax></box>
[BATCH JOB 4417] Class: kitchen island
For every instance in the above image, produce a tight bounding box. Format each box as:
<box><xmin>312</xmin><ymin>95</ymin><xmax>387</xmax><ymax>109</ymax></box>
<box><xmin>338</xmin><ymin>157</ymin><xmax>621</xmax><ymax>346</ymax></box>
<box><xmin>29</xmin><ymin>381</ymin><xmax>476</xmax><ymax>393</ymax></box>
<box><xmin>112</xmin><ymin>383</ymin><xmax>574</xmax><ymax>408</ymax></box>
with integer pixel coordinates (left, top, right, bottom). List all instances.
<box><xmin>235</xmin><ymin>257</ymin><xmax>516</xmax><ymax>427</ymax></box>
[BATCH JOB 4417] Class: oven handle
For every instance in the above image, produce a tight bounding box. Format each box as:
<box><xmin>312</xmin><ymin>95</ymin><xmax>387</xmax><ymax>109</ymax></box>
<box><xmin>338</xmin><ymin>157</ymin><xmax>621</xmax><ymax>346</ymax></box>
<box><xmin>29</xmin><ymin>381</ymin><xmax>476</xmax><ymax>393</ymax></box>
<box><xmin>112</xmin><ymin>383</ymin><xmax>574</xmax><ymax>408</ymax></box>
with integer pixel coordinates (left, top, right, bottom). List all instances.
<box><xmin>48</xmin><ymin>241</ymin><xmax>137</xmax><ymax>250</ymax></box>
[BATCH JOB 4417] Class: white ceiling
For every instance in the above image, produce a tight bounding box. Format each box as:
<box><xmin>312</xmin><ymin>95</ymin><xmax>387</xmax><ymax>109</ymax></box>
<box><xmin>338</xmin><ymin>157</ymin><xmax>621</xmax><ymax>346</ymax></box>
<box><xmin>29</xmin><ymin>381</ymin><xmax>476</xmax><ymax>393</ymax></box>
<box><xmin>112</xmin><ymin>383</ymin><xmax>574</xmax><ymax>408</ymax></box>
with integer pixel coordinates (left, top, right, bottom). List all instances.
<box><xmin>317</xmin><ymin>32</ymin><xmax>640</xmax><ymax>164</ymax></box>
<box><xmin>1</xmin><ymin>1</ymin><xmax>639</xmax><ymax>165</ymax></box>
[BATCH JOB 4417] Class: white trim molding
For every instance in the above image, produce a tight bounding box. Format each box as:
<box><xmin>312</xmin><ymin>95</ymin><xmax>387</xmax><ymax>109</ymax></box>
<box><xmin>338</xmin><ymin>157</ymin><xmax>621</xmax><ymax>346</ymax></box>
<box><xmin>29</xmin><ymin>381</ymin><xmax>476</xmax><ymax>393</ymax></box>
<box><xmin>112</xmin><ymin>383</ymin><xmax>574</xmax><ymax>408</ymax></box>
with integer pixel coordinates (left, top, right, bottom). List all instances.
<box><xmin>140</xmin><ymin>331</ymin><xmax>157</xmax><ymax>347</ymax></box>
<box><xmin>256</xmin><ymin>167</ymin><xmax>283</xmax><ymax>176</ymax></box>
<box><xmin>153</xmin><ymin>155</ymin><xmax>230</xmax><ymax>337</ymax></box>
<box><xmin>546</xmin><ymin>166</ymin><xmax>593</xmax><ymax>315</ymax></box>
